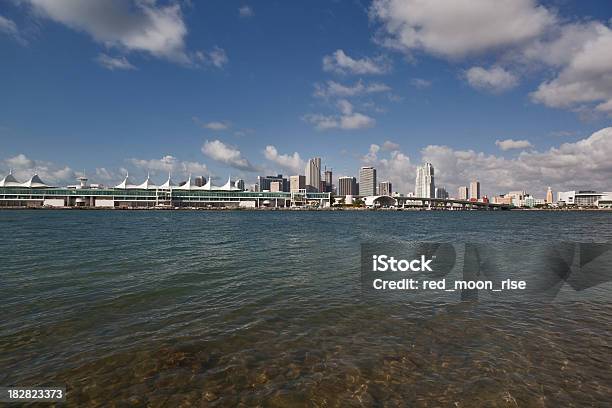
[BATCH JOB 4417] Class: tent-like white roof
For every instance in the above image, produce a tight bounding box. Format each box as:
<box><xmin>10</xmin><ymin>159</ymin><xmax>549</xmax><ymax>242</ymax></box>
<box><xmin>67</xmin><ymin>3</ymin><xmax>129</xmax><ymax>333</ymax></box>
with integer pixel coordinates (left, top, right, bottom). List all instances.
<box><xmin>133</xmin><ymin>173</ymin><xmax>158</xmax><ymax>190</ymax></box>
<box><xmin>114</xmin><ymin>172</ymin><xmax>137</xmax><ymax>189</ymax></box>
<box><xmin>220</xmin><ymin>176</ymin><xmax>240</xmax><ymax>191</ymax></box>
<box><xmin>175</xmin><ymin>174</ymin><xmax>194</xmax><ymax>190</ymax></box>
<box><xmin>159</xmin><ymin>173</ymin><xmax>176</xmax><ymax>189</ymax></box>
<box><xmin>0</xmin><ymin>170</ymin><xmax>21</xmax><ymax>187</ymax></box>
<box><xmin>21</xmin><ymin>174</ymin><xmax>51</xmax><ymax>188</ymax></box>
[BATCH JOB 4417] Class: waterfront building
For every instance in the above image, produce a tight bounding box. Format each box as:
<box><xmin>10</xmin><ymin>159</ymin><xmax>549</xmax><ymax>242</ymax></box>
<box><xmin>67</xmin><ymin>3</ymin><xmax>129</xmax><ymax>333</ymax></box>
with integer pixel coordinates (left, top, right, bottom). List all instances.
<box><xmin>492</xmin><ymin>195</ymin><xmax>513</xmax><ymax>205</ymax></box>
<box><xmin>557</xmin><ymin>191</ymin><xmax>612</xmax><ymax>207</ymax></box>
<box><xmin>415</xmin><ymin>163</ymin><xmax>435</xmax><ymax>198</ymax></box>
<box><xmin>359</xmin><ymin>166</ymin><xmax>377</xmax><ymax>196</ymax></box>
<box><xmin>458</xmin><ymin>186</ymin><xmax>469</xmax><ymax>200</ymax></box>
<box><xmin>470</xmin><ymin>180</ymin><xmax>481</xmax><ymax>200</ymax></box>
<box><xmin>0</xmin><ymin>172</ymin><xmax>331</xmax><ymax>209</ymax></box>
<box><xmin>235</xmin><ymin>179</ymin><xmax>245</xmax><ymax>190</ymax></box>
<box><xmin>270</xmin><ymin>181</ymin><xmax>283</xmax><ymax>192</ymax></box>
<box><xmin>305</xmin><ymin>157</ymin><xmax>321</xmax><ymax>192</ymax></box>
<box><xmin>546</xmin><ymin>187</ymin><xmax>553</xmax><ymax>204</ymax></box>
<box><xmin>378</xmin><ymin>181</ymin><xmax>392</xmax><ymax>196</ymax></box>
<box><xmin>435</xmin><ymin>186</ymin><xmax>449</xmax><ymax>199</ymax></box>
<box><xmin>338</xmin><ymin>176</ymin><xmax>357</xmax><ymax>196</ymax></box>
<box><xmin>290</xmin><ymin>175</ymin><xmax>306</xmax><ymax>192</ymax></box>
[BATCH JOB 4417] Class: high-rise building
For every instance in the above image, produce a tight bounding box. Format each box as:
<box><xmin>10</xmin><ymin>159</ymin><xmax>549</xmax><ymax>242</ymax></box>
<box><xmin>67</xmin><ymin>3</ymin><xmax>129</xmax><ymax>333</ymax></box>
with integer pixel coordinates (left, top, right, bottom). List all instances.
<box><xmin>378</xmin><ymin>181</ymin><xmax>392</xmax><ymax>196</ymax></box>
<box><xmin>415</xmin><ymin>163</ymin><xmax>435</xmax><ymax>198</ymax></box>
<box><xmin>458</xmin><ymin>186</ymin><xmax>469</xmax><ymax>200</ymax></box>
<box><xmin>235</xmin><ymin>179</ymin><xmax>245</xmax><ymax>190</ymax></box>
<box><xmin>435</xmin><ymin>186</ymin><xmax>448</xmax><ymax>199</ymax></box>
<box><xmin>337</xmin><ymin>176</ymin><xmax>357</xmax><ymax>196</ymax></box>
<box><xmin>290</xmin><ymin>175</ymin><xmax>306</xmax><ymax>192</ymax></box>
<box><xmin>324</xmin><ymin>168</ymin><xmax>333</xmax><ymax>193</ymax></box>
<box><xmin>359</xmin><ymin>166</ymin><xmax>376</xmax><ymax>196</ymax></box>
<box><xmin>305</xmin><ymin>157</ymin><xmax>321</xmax><ymax>192</ymax></box>
<box><xmin>257</xmin><ymin>174</ymin><xmax>289</xmax><ymax>192</ymax></box>
<box><xmin>546</xmin><ymin>187</ymin><xmax>553</xmax><ymax>204</ymax></box>
<box><xmin>270</xmin><ymin>180</ymin><xmax>283</xmax><ymax>192</ymax></box>
<box><xmin>470</xmin><ymin>180</ymin><xmax>481</xmax><ymax>200</ymax></box>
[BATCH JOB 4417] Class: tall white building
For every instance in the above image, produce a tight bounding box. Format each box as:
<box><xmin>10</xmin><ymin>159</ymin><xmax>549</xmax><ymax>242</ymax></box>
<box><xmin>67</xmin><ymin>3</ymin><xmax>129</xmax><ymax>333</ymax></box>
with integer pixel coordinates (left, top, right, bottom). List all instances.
<box><xmin>470</xmin><ymin>180</ymin><xmax>481</xmax><ymax>200</ymax></box>
<box><xmin>359</xmin><ymin>166</ymin><xmax>376</xmax><ymax>196</ymax></box>
<box><xmin>305</xmin><ymin>157</ymin><xmax>321</xmax><ymax>192</ymax></box>
<box><xmin>415</xmin><ymin>163</ymin><xmax>435</xmax><ymax>198</ymax></box>
<box><xmin>458</xmin><ymin>186</ymin><xmax>469</xmax><ymax>200</ymax></box>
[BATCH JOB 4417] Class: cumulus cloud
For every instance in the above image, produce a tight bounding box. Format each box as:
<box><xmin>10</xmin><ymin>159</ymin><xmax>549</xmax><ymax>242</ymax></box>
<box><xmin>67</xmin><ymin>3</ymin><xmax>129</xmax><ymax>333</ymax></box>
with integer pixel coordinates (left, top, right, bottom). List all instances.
<box><xmin>322</xmin><ymin>49</ymin><xmax>391</xmax><ymax>75</ymax></box>
<box><xmin>422</xmin><ymin>127</ymin><xmax>612</xmax><ymax>196</ymax></box>
<box><xmin>529</xmin><ymin>22</ymin><xmax>612</xmax><ymax>115</ymax></box>
<box><xmin>465</xmin><ymin>66</ymin><xmax>518</xmax><ymax>93</ymax></box>
<box><xmin>303</xmin><ymin>100</ymin><xmax>375</xmax><ymax>130</ymax></box>
<box><xmin>314</xmin><ymin>80</ymin><xmax>391</xmax><ymax>99</ymax></box>
<box><xmin>238</xmin><ymin>5</ymin><xmax>254</xmax><ymax>18</ymax></box>
<box><xmin>495</xmin><ymin>139</ymin><xmax>533</xmax><ymax>151</ymax></box>
<box><xmin>95</xmin><ymin>53</ymin><xmax>136</xmax><ymax>70</ymax></box>
<box><xmin>370</xmin><ymin>0</ymin><xmax>555</xmax><ymax>59</ymax></box>
<box><xmin>2</xmin><ymin>153</ymin><xmax>75</xmax><ymax>185</ymax></box>
<box><xmin>382</xmin><ymin>140</ymin><xmax>400</xmax><ymax>150</ymax></box>
<box><xmin>201</xmin><ymin>140</ymin><xmax>256</xmax><ymax>171</ymax></box>
<box><xmin>128</xmin><ymin>155</ymin><xmax>208</xmax><ymax>177</ymax></box>
<box><xmin>23</xmin><ymin>0</ymin><xmax>191</xmax><ymax>63</ymax></box>
<box><xmin>263</xmin><ymin>146</ymin><xmax>304</xmax><ymax>174</ymax></box>
<box><xmin>361</xmin><ymin>144</ymin><xmax>415</xmax><ymax>193</ymax></box>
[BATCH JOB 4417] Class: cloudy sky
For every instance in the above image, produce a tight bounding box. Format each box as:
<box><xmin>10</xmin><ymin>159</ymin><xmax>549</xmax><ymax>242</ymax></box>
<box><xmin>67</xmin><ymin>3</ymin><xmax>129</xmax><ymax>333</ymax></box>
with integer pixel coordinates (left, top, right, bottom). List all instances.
<box><xmin>1</xmin><ymin>0</ymin><xmax>611</xmax><ymax>197</ymax></box>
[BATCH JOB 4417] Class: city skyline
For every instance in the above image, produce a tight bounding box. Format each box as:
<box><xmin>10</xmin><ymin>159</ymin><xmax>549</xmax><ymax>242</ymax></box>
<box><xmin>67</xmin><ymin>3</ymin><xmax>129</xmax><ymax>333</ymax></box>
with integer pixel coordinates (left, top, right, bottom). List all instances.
<box><xmin>1</xmin><ymin>1</ymin><xmax>612</xmax><ymax>197</ymax></box>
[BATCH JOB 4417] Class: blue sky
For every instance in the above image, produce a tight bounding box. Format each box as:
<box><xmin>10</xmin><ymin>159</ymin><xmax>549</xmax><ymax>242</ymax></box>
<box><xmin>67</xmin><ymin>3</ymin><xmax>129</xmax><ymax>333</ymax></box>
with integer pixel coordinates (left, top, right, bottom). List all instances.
<box><xmin>1</xmin><ymin>0</ymin><xmax>611</xmax><ymax>196</ymax></box>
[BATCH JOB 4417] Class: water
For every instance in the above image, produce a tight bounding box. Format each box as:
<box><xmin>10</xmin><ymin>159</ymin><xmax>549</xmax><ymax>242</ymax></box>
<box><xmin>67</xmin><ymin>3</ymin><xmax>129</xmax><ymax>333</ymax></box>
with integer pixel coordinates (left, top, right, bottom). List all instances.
<box><xmin>1</xmin><ymin>210</ymin><xmax>611</xmax><ymax>406</ymax></box>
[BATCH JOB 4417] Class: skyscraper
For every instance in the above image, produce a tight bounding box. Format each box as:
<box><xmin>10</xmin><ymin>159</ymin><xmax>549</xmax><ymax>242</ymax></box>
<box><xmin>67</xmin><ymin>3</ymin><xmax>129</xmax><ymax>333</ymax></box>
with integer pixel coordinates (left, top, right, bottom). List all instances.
<box><xmin>378</xmin><ymin>181</ymin><xmax>392</xmax><ymax>196</ymax></box>
<box><xmin>305</xmin><ymin>157</ymin><xmax>321</xmax><ymax>192</ymax></box>
<box><xmin>234</xmin><ymin>179</ymin><xmax>245</xmax><ymax>190</ymax></box>
<box><xmin>257</xmin><ymin>174</ymin><xmax>289</xmax><ymax>192</ymax></box>
<box><xmin>458</xmin><ymin>186</ymin><xmax>469</xmax><ymax>200</ymax></box>
<box><xmin>359</xmin><ymin>166</ymin><xmax>376</xmax><ymax>196</ymax></box>
<box><xmin>546</xmin><ymin>187</ymin><xmax>553</xmax><ymax>204</ymax></box>
<box><xmin>290</xmin><ymin>175</ymin><xmax>306</xmax><ymax>192</ymax></box>
<box><xmin>415</xmin><ymin>163</ymin><xmax>435</xmax><ymax>198</ymax></box>
<box><xmin>337</xmin><ymin>176</ymin><xmax>357</xmax><ymax>196</ymax></box>
<box><xmin>324</xmin><ymin>169</ymin><xmax>333</xmax><ymax>192</ymax></box>
<box><xmin>470</xmin><ymin>180</ymin><xmax>481</xmax><ymax>200</ymax></box>
<box><xmin>435</xmin><ymin>186</ymin><xmax>448</xmax><ymax>199</ymax></box>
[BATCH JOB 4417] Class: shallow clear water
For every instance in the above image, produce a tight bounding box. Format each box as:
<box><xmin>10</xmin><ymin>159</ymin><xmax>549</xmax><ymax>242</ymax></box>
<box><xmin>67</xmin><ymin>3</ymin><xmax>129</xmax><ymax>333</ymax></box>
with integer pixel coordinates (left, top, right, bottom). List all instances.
<box><xmin>1</xmin><ymin>210</ymin><xmax>611</xmax><ymax>406</ymax></box>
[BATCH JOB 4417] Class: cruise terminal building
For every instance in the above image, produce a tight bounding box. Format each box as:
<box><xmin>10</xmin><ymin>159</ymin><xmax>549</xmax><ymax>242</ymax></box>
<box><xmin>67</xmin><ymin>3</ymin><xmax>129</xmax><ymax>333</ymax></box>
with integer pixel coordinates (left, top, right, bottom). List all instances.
<box><xmin>0</xmin><ymin>172</ymin><xmax>331</xmax><ymax>209</ymax></box>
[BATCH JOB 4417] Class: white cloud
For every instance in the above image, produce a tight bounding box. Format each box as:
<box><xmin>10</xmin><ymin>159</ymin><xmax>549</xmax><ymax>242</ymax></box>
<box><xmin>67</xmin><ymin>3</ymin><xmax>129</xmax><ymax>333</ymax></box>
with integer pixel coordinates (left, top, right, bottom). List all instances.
<box><xmin>370</xmin><ymin>0</ymin><xmax>555</xmax><ymax>59</ymax></box>
<box><xmin>495</xmin><ymin>139</ymin><xmax>533</xmax><ymax>151</ymax></box>
<box><xmin>382</xmin><ymin>140</ymin><xmax>400</xmax><ymax>150</ymax></box>
<box><xmin>529</xmin><ymin>22</ymin><xmax>612</xmax><ymax>116</ymax></box>
<box><xmin>95</xmin><ymin>53</ymin><xmax>136</xmax><ymax>70</ymax></box>
<box><xmin>465</xmin><ymin>66</ymin><xmax>518</xmax><ymax>93</ymax></box>
<box><xmin>0</xmin><ymin>14</ymin><xmax>26</xmax><ymax>44</ymax></box>
<box><xmin>303</xmin><ymin>99</ymin><xmax>376</xmax><ymax>131</ymax></box>
<box><xmin>410</xmin><ymin>78</ymin><xmax>431</xmax><ymax>89</ymax></box>
<box><xmin>322</xmin><ymin>49</ymin><xmax>391</xmax><ymax>75</ymax></box>
<box><xmin>2</xmin><ymin>153</ymin><xmax>75</xmax><ymax>185</ymax></box>
<box><xmin>314</xmin><ymin>80</ymin><xmax>391</xmax><ymax>99</ymax></box>
<box><xmin>361</xmin><ymin>144</ymin><xmax>415</xmax><ymax>193</ymax></box>
<box><xmin>238</xmin><ymin>5</ymin><xmax>254</xmax><ymax>18</ymax></box>
<box><xmin>128</xmin><ymin>155</ymin><xmax>208</xmax><ymax>177</ymax></box>
<box><xmin>192</xmin><ymin>46</ymin><xmax>229</xmax><ymax>68</ymax></box>
<box><xmin>192</xmin><ymin>117</ymin><xmax>231</xmax><ymax>130</ymax></box>
<box><xmin>263</xmin><ymin>146</ymin><xmax>304</xmax><ymax>174</ymax></box>
<box><xmin>422</xmin><ymin>127</ymin><xmax>612</xmax><ymax>195</ymax></box>
<box><xmin>201</xmin><ymin>140</ymin><xmax>256</xmax><ymax>171</ymax></box>
<box><xmin>24</xmin><ymin>0</ymin><xmax>191</xmax><ymax>63</ymax></box>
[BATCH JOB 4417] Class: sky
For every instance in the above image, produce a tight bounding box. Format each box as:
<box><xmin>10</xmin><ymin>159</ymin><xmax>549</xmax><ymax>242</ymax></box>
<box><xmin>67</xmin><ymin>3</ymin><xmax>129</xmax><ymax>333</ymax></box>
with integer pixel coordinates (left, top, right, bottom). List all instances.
<box><xmin>1</xmin><ymin>0</ymin><xmax>611</xmax><ymax>197</ymax></box>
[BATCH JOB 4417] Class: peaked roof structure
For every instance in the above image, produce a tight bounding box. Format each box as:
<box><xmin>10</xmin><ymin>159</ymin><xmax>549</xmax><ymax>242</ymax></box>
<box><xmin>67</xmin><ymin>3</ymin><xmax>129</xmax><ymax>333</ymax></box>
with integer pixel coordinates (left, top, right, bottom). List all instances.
<box><xmin>0</xmin><ymin>170</ymin><xmax>21</xmax><ymax>187</ymax></box>
<box><xmin>159</xmin><ymin>173</ymin><xmax>176</xmax><ymax>189</ymax></box>
<box><xmin>202</xmin><ymin>175</ymin><xmax>213</xmax><ymax>190</ymax></box>
<box><xmin>21</xmin><ymin>174</ymin><xmax>51</xmax><ymax>188</ymax></box>
<box><xmin>114</xmin><ymin>172</ymin><xmax>136</xmax><ymax>189</ymax></box>
<box><xmin>220</xmin><ymin>176</ymin><xmax>240</xmax><ymax>191</ymax></box>
<box><xmin>134</xmin><ymin>173</ymin><xmax>158</xmax><ymax>190</ymax></box>
<box><xmin>175</xmin><ymin>174</ymin><xmax>194</xmax><ymax>190</ymax></box>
